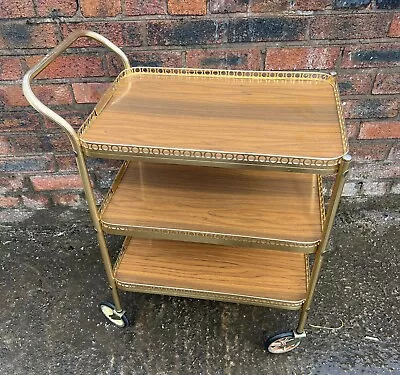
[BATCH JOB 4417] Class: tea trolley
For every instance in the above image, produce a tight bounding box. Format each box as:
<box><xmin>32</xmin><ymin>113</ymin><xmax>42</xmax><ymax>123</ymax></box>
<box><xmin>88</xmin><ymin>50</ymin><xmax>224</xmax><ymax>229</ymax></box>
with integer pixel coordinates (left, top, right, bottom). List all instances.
<box><xmin>23</xmin><ymin>30</ymin><xmax>351</xmax><ymax>354</ymax></box>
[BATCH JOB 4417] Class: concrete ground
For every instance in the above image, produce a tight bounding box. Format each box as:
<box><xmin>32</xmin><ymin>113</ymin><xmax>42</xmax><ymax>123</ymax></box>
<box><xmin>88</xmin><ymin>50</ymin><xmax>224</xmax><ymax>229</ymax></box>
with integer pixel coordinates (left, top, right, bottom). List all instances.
<box><xmin>0</xmin><ymin>197</ymin><xmax>399</xmax><ymax>374</ymax></box>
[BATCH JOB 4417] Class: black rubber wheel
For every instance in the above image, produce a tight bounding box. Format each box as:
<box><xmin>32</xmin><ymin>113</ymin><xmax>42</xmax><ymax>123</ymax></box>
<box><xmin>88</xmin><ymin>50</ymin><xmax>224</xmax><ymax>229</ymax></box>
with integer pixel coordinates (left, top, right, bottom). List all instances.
<box><xmin>99</xmin><ymin>301</ymin><xmax>129</xmax><ymax>328</ymax></box>
<box><xmin>264</xmin><ymin>331</ymin><xmax>301</xmax><ymax>354</ymax></box>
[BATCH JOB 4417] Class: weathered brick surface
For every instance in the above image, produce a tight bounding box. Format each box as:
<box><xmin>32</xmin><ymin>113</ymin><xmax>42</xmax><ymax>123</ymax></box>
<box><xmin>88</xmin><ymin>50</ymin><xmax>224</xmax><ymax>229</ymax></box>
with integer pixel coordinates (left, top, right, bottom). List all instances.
<box><xmin>72</xmin><ymin>83</ymin><xmax>111</xmax><ymax>104</ymax></box>
<box><xmin>388</xmin><ymin>143</ymin><xmax>400</xmax><ymax>161</ymax></box>
<box><xmin>52</xmin><ymin>193</ymin><xmax>84</xmax><ymax>207</ymax></box>
<box><xmin>25</xmin><ymin>55</ymin><xmax>106</xmax><ymax>79</ymax></box>
<box><xmin>293</xmin><ymin>0</ymin><xmax>330</xmax><ymax>10</ymax></box>
<box><xmin>21</xmin><ymin>194</ymin><xmax>50</xmax><ymax>209</ymax></box>
<box><xmin>345</xmin><ymin>120</ymin><xmax>360</xmax><ymax>140</ymax></box>
<box><xmin>56</xmin><ymin>155</ymin><xmax>78</xmax><ymax>171</ymax></box>
<box><xmin>0</xmin><ymin>0</ymin><xmax>35</xmax><ymax>19</ymax></box>
<box><xmin>265</xmin><ymin>47</ymin><xmax>340</xmax><ymax>70</ymax></box>
<box><xmin>168</xmin><ymin>0</ymin><xmax>207</xmax><ymax>15</ymax></box>
<box><xmin>186</xmin><ymin>49</ymin><xmax>261</xmax><ymax>70</ymax></box>
<box><xmin>10</xmin><ymin>135</ymin><xmax>50</xmax><ymax>154</ymax></box>
<box><xmin>210</xmin><ymin>0</ymin><xmax>248</xmax><ymax>13</ymax></box>
<box><xmin>36</xmin><ymin>0</ymin><xmax>78</xmax><ymax>17</ymax></box>
<box><xmin>148</xmin><ymin>20</ymin><xmax>226</xmax><ymax>46</ymax></box>
<box><xmin>372</xmin><ymin>72</ymin><xmax>400</xmax><ymax>95</ymax></box>
<box><xmin>350</xmin><ymin>141</ymin><xmax>391</xmax><ymax>162</ymax></box>
<box><xmin>0</xmin><ymin>155</ymin><xmax>55</xmax><ymax>173</ymax></box>
<box><xmin>0</xmin><ymin>197</ymin><xmax>20</xmax><ymax>208</ymax></box>
<box><xmin>228</xmin><ymin>17</ymin><xmax>306</xmax><ymax>42</ymax></box>
<box><xmin>250</xmin><ymin>0</ymin><xmax>291</xmax><ymax>12</ymax></box>
<box><xmin>376</xmin><ymin>0</ymin><xmax>400</xmax><ymax>9</ymax></box>
<box><xmin>343</xmin><ymin>99</ymin><xmax>399</xmax><ymax>119</ymax></box>
<box><xmin>362</xmin><ymin>181</ymin><xmax>388</xmax><ymax>196</ymax></box>
<box><xmin>61</xmin><ymin>23</ymin><xmax>125</xmax><ymax>47</ymax></box>
<box><xmin>334</xmin><ymin>0</ymin><xmax>371</xmax><ymax>8</ymax></box>
<box><xmin>359</xmin><ymin>121</ymin><xmax>400</xmax><ymax>139</ymax></box>
<box><xmin>0</xmin><ymin>176</ymin><xmax>24</xmax><ymax>194</ymax></box>
<box><xmin>341</xmin><ymin>44</ymin><xmax>400</xmax><ymax>68</ymax></box>
<box><xmin>125</xmin><ymin>0</ymin><xmax>167</xmax><ymax>15</ymax></box>
<box><xmin>80</xmin><ymin>0</ymin><xmax>121</xmax><ymax>17</ymax></box>
<box><xmin>107</xmin><ymin>51</ymin><xmax>182</xmax><ymax>75</ymax></box>
<box><xmin>0</xmin><ymin>23</ymin><xmax>58</xmax><ymax>49</ymax></box>
<box><xmin>0</xmin><ymin>112</ymin><xmax>42</xmax><ymax>132</ymax></box>
<box><xmin>311</xmin><ymin>15</ymin><xmax>392</xmax><ymax>40</ymax></box>
<box><xmin>30</xmin><ymin>174</ymin><xmax>83</xmax><ymax>191</ymax></box>
<box><xmin>0</xmin><ymin>57</ymin><xmax>23</xmax><ymax>81</ymax></box>
<box><xmin>389</xmin><ymin>14</ymin><xmax>400</xmax><ymax>37</ymax></box>
<box><xmin>338</xmin><ymin>72</ymin><xmax>374</xmax><ymax>96</ymax></box>
<box><xmin>0</xmin><ymin>136</ymin><xmax>13</xmax><ymax>155</ymax></box>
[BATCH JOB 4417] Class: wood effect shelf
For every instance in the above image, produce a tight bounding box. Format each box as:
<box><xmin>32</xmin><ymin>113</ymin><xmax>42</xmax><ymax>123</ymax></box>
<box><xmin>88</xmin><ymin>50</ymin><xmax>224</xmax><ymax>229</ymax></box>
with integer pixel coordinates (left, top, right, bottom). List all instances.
<box><xmin>79</xmin><ymin>68</ymin><xmax>348</xmax><ymax>173</ymax></box>
<box><xmin>114</xmin><ymin>237</ymin><xmax>309</xmax><ymax>309</ymax></box>
<box><xmin>99</xmin><ymin>162</ymin><xmax>325</xmax><ymax>252</ymax></box>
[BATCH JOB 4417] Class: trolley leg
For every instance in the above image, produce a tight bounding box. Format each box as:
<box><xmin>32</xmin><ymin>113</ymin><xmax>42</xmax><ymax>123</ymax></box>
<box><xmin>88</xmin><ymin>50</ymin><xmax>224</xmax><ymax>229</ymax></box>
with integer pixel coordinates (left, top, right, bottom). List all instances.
<box><xmin>296</xmin><ymin>155</ymin><xmax>351</xmax><ymax>334</ymax></box>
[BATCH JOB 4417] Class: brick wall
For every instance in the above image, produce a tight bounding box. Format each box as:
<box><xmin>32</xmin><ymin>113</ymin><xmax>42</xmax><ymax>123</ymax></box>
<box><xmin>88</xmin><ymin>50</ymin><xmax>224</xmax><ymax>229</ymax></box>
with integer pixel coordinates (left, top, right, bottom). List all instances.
<box><xmin>0</xmin><ymin>0</ymin><xmax>399</xmax><ymax>216</ymax></box>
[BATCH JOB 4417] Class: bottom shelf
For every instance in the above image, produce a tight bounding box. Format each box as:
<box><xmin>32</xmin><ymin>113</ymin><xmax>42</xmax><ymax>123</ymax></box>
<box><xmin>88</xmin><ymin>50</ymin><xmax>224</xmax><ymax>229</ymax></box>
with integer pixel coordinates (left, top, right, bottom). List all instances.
<box><xmin>114</xmin><ymin>238</ymin><xmax>309</xmax><ymax>310</ymax></box>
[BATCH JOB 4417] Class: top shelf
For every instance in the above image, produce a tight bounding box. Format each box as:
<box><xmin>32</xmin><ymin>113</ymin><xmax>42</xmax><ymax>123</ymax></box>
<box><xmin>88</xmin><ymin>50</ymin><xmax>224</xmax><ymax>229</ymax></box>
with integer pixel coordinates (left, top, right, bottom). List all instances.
<box><xmin>79</xmin><ymin>67</ymin><xmax>348</xmax><ymax>173</ymax></box>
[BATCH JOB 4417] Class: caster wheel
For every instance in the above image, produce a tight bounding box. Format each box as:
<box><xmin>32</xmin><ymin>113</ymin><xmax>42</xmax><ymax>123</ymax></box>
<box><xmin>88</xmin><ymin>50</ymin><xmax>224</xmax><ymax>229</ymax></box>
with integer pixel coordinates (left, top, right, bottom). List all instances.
<box><xmin>99</xmin><ymin>301</ymin><xmax>129</xmax><ymax>328</ymax></box>
<box><xmin>264</xmin><ymin>331</ymin><xmax>302</xmax><ymax>354</ymax></box>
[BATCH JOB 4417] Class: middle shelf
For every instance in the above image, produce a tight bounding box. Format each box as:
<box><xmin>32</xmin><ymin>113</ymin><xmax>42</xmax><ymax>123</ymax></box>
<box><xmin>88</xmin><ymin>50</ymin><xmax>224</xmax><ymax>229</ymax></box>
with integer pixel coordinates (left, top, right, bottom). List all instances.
<box><xmin>99</xmin><ymin>162</ymin><xmax>325</xmax><ymax>253</ymax></box>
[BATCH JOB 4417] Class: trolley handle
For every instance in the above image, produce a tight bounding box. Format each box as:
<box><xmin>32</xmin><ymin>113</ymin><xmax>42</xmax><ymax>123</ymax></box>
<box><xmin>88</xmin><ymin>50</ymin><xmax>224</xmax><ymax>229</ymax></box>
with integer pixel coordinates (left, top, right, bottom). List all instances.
<box><xmin>22</xmin><ymin>30</ymin><xmax>131</xmax><ymax>149</ymax></box>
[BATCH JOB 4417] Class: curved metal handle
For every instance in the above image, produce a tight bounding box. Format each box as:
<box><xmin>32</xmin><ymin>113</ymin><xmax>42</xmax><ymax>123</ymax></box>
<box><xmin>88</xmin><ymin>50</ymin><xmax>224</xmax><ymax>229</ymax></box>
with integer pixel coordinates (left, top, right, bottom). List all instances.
<box><xmin>22</xmin><ymin>30</ymin><xmax>131</xmax><ymax>151</ymax></box>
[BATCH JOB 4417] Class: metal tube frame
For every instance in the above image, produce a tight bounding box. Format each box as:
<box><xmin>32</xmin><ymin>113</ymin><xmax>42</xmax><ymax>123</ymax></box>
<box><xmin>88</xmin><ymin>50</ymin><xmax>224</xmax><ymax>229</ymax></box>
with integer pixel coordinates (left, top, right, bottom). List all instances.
<box><xmin>296</xmin><ymin>154</ymin><xmax>351</xmax><ymax>334</ymax></box>
<box><xmin>22</xmin><ymin>30</ymin><xmax>131</xmax><ymax>312</ymax></box>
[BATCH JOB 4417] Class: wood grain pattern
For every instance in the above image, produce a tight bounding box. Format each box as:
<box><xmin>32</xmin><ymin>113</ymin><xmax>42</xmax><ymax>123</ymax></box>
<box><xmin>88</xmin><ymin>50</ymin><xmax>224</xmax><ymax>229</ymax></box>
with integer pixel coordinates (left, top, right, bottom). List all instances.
<box><xmin>81</xmin><ymin>74</ymin><xmax>345</xmax><ymax>159</ymax></box>
<box><xmin>100</xmin><ymin>162</ymin><xmax>323</xmax><ymax>244</ymax></box>
<box><xmin>114</xmin><ymin>238</ymin><xmax>308</xmax><ymax>303</ymax></box>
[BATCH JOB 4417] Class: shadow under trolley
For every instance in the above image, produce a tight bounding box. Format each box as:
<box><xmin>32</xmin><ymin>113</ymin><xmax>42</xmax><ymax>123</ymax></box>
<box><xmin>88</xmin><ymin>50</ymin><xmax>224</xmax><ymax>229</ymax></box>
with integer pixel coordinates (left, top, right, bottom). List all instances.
<box><xmin>23</xmin><ymin>30</ymin><xmax>351</xmax><ymax>354</ymax></box>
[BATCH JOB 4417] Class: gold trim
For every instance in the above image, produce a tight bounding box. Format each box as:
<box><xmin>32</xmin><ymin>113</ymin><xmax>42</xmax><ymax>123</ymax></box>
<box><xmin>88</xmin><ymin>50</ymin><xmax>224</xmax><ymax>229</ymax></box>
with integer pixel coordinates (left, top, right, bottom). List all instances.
<box><xmin>113</xmin><ymin>237</ymin><xmax>308</xmax><ymax>310</ymax></box>
<box><xmin>78</xmin><ymin>67</ymin><xmax>349</xmax><ymax>173</ymax></box>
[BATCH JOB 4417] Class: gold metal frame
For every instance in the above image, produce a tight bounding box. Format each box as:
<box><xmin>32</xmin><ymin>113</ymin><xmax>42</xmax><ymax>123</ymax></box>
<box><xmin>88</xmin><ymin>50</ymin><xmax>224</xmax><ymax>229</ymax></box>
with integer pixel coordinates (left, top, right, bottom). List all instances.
<box><xmin>22</xmin><ymin>30</ymin><xmax>351</xmax><ymax>340</ymax></box>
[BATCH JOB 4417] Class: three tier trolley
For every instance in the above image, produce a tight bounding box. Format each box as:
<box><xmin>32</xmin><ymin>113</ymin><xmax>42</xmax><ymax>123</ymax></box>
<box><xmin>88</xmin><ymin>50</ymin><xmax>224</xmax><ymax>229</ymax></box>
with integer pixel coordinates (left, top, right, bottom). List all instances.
<box><xmin>23</xmin><ymin>30</ymin><xmax>351</xmax><ymax>354</ymax></box>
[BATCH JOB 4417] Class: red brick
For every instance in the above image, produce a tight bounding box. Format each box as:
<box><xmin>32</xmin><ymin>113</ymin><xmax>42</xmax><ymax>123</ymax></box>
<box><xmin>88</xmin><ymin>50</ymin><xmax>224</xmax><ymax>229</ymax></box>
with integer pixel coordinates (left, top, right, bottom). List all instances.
<box><xmin>61</xmin><ymin>23</ymin><xmax>125</xmax><ymax>47</ymax></box>
<box><xmin>56</xmin><ymin>155</ymin><xmax>78</xmax><ymax>171</ymax></box>
<box><xmin>338</xmin><ymin>72</ymin><xmax>374</xmax><ymax>96</ymax></box>
<box><xmin>0</xmin><ymin>197</ymin><xmax>20</xmax><ymax>208</ymax></box>
<box><xmin>345</xmin><ymin>120</ymin><xmax>360</xmax><ymax>140</ymax></box>
<box><xmin>125</xmin><ymin>0</ymin><xmax>167</xmax><ymax>15</ymax></box>
<box><xmin>43</xmin><ymin>112</ymin><xmax>87</xmax><ymax>131</ymax></box>
<box><xmin>0</xmin><ymin>155</ymin><xmax>55</xmax><ymax>173</ymax></box>
<box><xmin>251</xmin><ymin>0</ymin><xmax>291</xmax><ymax>12</ymax></box>
<box><xmin>10</xmin><ymin>135</ymin><xmax>49</xmax><ymax>154</ymax></box>
<box><xmin>36</xmin><ymin>0</ymin><xmax>78</xmax><ymax>17</ymax></box>
<box><xmin>0</xmin><ymin>57</ymin><xmax>23</xmax><ymax>81</ymax></box>
<box><xmin>107</xmin><ymin>51</ymin><xmax>182</xmax><ymax>76</ymax></box>
<box><xmin>0</xmin><ymin>23</ymin><xmax>58</xmax><ymax>49</ymax></box>
<box><xmin>210</xmin><ymin>0</ymin><xmax>248</xmax><ymax>13</ymax></box>
<box><xmin>342</xmin><ymin>99</ymin><xmax>399</xmax><ymax>119</ymax></box>
<box><xmin>52</xmin><ymin>193</ymin><xmax>84</xmax><ymax>207</ymax></box>
<box><xmin>186</xmin><ymin>49</ymin><xmax>261</xmax><ymax>70</ymax></box>
<box><xmin>0</xmin><ymin>112</ymin><xmax>43</xmax><ymax>132</ymax></box>
<box><xmin>388</xmin><ymin>143</ymin><xmax>400</xmax><ymax>161</ymax></box>
<box><xmin>168</xmin><ymin>0</ymin><xmax>206</xmax><ymax>15</ymax></box>
<box><xmin>0</xmin><ymin>176</ymin><xmax>24</xmax><ymax>194</ymax></box>
<box><xmin>350</xmin><ymin>162</ymin><xmax>400</xmax><ymax>180</ymax></box>
<box><xmin>359</xmin><ymin>121</ymin><xmax>400</xmax><ymax>139</ymax></box>
<box><xmin>0</xmin><ymin>0</ymin><xmax>35</xmax><ymax>18</ymax></box>
<box><xmin>80</xmin><ymin>0</ymin><xmax>121</xmax><ymax>17</ymax></box>
<box><xmin>122</xmin><ymin>23</ymin><xmax>144</xmax><ymax>47</ymax></box>
<box><xmin>72</xmin><ymin>83</ymin><xmax>110</xmax><ymax>104</ymax></box>
<box><xmin>49</xmin><ymin>134</ymin><xmax>71</xmax><ymax>152</ymax></box>
<box><xmin>389</xmin><ymin>14</ymin><xmax>400</xmax><ymax>37</ymax></box>
<box><xmin>30</xmin><ymin>174</ymin><xmax>83</xmax><ymax>191</ymax></box>
<box><xmin>293</xmin><ymin>0</ymin><xmax>331</xmax><ymax>10</ymax></box>
<box><xmin>310</xmin><ymin>14</ymin><xmax>392</xmax><ymax>40</ymax></box>
<box><xmin>0</xmin><ymin>84</ymin><xmax>73</xmax><ymax>108</ymax></box>
<box><xmin>372</xmin><ymin>72</ymin><xmax>400</xmax><ymax>95</ymax></box>
<box><xmin>21</xmin><ymin>194</ymin><xmax>50</xmax><ymax>209</ymax></box>
<box><xmin>341</xmin><ymin>44</ymin><xmax>400</xmax><ymax>68</ymax></box>
<box><xmin>265</xmin><ymin>47</ymin><xmax>340</xmax><ymax>70</ymax></box>
<box><xmin>349</xmin><ymin>141</ymin><xmax>391</xmax><ymax>162</ymax></box>
<box><xmin>25</xmin><ymin>55</ymin><xmax>105</xmax><ymax>80</ymax></box>
<box><xmin>0</xmin><ymin>136</ymin><xmax>13</xmax><ymax>155</ymax></box>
